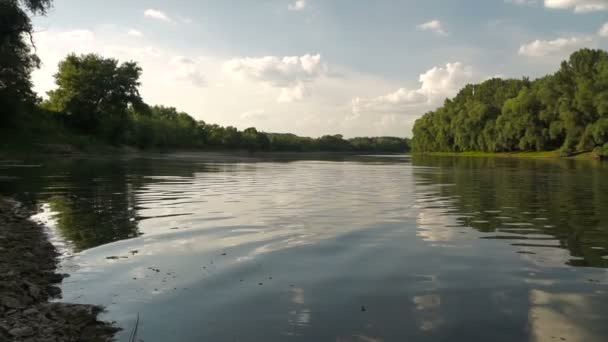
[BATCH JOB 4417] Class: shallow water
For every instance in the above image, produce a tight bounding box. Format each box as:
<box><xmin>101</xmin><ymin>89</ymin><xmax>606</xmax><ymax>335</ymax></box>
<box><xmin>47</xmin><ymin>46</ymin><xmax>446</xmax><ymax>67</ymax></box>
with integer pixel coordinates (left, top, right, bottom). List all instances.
<box><xmin>1</xmin><ymin>153</ymin><xmax>608</xmax><ymax>341</ymax></box>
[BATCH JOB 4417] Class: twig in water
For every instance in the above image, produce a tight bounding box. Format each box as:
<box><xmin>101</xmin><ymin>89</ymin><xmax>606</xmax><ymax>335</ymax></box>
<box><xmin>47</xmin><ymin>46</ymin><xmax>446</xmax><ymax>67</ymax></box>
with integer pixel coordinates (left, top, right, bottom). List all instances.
<box><xmin>129</xmin><ymin>313</ymin><xmax>140</xmax><ymax>342</ymax></box>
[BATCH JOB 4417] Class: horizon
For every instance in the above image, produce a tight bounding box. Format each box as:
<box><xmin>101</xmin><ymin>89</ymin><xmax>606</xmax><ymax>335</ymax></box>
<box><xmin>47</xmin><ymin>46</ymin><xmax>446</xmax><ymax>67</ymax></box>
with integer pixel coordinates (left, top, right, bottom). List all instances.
<box><xmin>31</xmin><ymin>0</ymin><xmax>608</xmax><ymax>138</ymax></box>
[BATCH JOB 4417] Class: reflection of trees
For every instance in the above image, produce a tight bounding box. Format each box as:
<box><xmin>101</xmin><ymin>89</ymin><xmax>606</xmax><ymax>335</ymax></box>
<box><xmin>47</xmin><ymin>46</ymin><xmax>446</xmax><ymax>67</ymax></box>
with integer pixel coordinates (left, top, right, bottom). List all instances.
<box><xmin>46</xmin><ymin>160</ymin><xmax>139</xmax><ymax>251</ymax></box>
<box><xmin>412</xmin><ymin>155</ymin><xmax>608</xmax><ymax>268</ymax></box>
<box><xmin>38</xmin><ymin>156</ymin><xmax>219</xmax><ymax>251</ymax></box>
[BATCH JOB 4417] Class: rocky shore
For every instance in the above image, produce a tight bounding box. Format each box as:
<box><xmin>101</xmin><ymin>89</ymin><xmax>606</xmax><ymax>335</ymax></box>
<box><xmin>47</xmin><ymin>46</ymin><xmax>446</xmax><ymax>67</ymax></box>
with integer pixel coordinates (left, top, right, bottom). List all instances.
<box><xmin>0</xmin><ymin>197</ymin><xmax>117</xmax><ymax>341</ymax></box>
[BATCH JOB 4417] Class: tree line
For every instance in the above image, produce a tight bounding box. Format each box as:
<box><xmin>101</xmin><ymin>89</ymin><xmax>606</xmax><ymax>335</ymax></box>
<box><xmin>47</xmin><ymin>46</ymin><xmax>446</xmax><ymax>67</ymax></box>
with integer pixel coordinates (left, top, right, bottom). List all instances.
<box><xmin>0</xmin><ymin>1</ymin><xmax>409</xmax><ymax>153</ymax></box>
<box><xmin>412</xmin><ymin>49</ymin><xmax>608</xmax><ymax>157</ymax></box>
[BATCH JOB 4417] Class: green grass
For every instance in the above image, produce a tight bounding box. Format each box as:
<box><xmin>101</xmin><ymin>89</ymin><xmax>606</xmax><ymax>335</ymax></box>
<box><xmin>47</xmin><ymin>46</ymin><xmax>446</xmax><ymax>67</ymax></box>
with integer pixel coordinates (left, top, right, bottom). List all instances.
<box><xmin>421</xmin><ymin>150</ymin><xmax>598</xmax><ymax>160</ymax></box>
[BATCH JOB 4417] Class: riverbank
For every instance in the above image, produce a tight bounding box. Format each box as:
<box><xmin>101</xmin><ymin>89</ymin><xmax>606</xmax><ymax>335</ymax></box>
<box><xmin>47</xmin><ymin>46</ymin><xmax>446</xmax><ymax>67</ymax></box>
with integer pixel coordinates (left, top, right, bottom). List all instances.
<box><xmin>421</xmin><ymin>150</ymin><xmax>604</xmax><ymax>160</ymax></box>
<box><xmin>0</xmin><ymin>197</ymin><xmax>117</xmax><ymax>342</ymax></box>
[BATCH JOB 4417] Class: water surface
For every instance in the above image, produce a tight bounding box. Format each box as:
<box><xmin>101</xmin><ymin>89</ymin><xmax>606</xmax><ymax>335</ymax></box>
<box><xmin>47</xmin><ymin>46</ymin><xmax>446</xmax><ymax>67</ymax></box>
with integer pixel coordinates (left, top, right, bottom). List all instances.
<box><xmin>1</xmin><ymin>153</ymin><xmax>607</xmax><ymax>341</ymax></box>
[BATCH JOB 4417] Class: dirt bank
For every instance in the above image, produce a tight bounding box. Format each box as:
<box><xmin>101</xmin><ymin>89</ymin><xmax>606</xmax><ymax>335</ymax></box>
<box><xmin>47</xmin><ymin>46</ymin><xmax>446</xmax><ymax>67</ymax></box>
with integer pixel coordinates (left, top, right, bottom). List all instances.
<box><xmin>0</xmin><ymin>197</ymin><xmax>117</xmax><ymax>342</ymax></box>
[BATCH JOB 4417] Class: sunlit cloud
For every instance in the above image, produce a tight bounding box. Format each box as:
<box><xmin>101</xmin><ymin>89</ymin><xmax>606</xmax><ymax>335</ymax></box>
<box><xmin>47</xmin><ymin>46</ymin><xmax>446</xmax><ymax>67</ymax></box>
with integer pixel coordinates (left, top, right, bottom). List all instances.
<box><xmin>288</xmin><ymin>0</ymin><xmax>307</xmax><ymax>11</ymax></box>
<box><xmin>224</xmin><ymin>54</ymin><xmax>326</xmax><ymax>103</ymax></box>
<box><xmin>544</xmin><ymin>0</ymin><xmax>608</xmax><ymax>13</ymax></box>
<box><xmin>417</xmin><ymin>20</ymin><xmax>448</xmax><ymax>36</ymax></box>
<box><xmin>144</xmin><ymin>9</ymin><xmax>173</xmax><ymax>23</ymax></box>
<box><xmin>127</xmin><ymin>29</ymin><xmax>143</xmax><ymax>37</ymax></box>
<box><xmin>518</xmin><ymin>36</ymin><xmax>593</xmax><ymax>56</ymax></box>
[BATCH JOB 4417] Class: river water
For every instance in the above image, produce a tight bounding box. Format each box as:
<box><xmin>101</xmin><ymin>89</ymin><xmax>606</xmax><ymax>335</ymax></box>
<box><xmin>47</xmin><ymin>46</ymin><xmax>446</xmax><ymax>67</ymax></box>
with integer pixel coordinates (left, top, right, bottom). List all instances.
<box><xmin>1</xmin><ymin>153</ymin><xmax>607</xmax><ymax>341</ymax></box>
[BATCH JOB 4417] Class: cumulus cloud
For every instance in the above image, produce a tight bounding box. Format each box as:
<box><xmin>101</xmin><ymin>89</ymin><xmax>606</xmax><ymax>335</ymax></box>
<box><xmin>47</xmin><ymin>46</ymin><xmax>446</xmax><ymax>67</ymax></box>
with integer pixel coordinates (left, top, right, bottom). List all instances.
<box><xmin>169</xmin><ymin>56</ymin><xmax>207</xmax><ymax>87</ymax></box>
<box><xmin>599</xmin><ymin>22</ymin><xmax>608</xmax><ymax>37</ymax></box>
<box><xmin>544</xmin><ymin>0</ymin><xmax>608</xmax><ymax>13</ymax></box>
<box><xmin>419</xmin><ymin>63</ymin><xmax>474</xmax><ymax>97</ymax></box>
<box><xmin>506</xmin><ymin>0</ymin><xmax>608</xmax><ymax>12</ymax></box>
<box><xmin>144</xmin><ymin>9</ymin><xmax>173</xmax><ymax>22</ymax></box>
<box><xmin>278</xmin><ymin>83</ymin><xmax>309</xmax><ymax>103</ymax></box>
<box><xmin>224</xmin><ymin>54</ymin><xmax>326</xmax><ymax>103</ymax></box>
<box><xmin>518</xmin><ymin>36</ymin><xmax>592</xmax><ymax>56</ymax></box>
<box><xmin>351</xmin><ymin>62</ymin><xmax>474</xmax><ymax>116</ymax></box>
<box><xmin>417</xmin><ymin>20</ymin><xmax>448</xmax><ymax>36</ymax></box>
<box><xmin>288</xmin><ymin>0</ymin><xmax>307</xmax><ymax>11</ymax></box>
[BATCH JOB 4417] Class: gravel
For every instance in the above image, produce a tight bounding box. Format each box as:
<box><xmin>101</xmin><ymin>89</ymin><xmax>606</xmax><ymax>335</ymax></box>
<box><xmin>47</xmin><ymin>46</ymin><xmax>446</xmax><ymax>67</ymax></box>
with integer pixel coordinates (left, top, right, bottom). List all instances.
<box><xmin>0</xmin><ymin>197</ymin><xmax>118</xmax><ymax>342</ymax></box>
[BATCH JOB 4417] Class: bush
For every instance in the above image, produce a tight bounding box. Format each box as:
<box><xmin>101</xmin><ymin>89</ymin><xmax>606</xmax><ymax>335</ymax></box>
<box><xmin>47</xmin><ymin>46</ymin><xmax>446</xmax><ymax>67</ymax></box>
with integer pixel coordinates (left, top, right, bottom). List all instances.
<box><xmin>593</xmin><ymin>144</ymin><xmax>608</xmax><ymax>159</ymax></box>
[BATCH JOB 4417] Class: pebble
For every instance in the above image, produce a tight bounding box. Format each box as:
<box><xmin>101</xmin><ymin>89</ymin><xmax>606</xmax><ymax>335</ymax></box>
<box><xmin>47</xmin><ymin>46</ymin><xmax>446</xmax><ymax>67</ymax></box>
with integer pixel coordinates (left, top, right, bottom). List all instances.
<box><xmin>1</xmin><ymin>296</ymin><xmax>25</xmax><ymax>309</ymax></box>
<box><xmin>9</xmin><ymin>326</ymin><xmax>34</xmax><ymax>337</ymax></box>
<box><xmin>23</xmin><ymin>308</ymin><xmax>39</xmax><ymax>315</ymax></box>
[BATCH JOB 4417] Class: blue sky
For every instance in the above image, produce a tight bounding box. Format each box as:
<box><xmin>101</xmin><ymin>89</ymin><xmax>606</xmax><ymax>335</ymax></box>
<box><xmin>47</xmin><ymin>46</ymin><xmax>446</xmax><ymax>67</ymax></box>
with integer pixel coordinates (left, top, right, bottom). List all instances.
<box><xmin>32</xmin><ymin>0</ymin><xmax>608</xmax><ymax>137</ymax></box>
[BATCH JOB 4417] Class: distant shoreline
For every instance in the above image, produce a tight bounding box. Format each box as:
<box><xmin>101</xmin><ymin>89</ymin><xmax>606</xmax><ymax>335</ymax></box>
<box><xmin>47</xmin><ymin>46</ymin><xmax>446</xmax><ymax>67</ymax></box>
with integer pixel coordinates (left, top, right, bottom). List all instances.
<box><xmin>417</xmin><ymin>151</ymin><xmax>606</xmax><ymax>160</ymax></box>
<box><xmin>0</xmin><ymin>143</ymin><xmax>408</xmax><ymax>159</ymax></box>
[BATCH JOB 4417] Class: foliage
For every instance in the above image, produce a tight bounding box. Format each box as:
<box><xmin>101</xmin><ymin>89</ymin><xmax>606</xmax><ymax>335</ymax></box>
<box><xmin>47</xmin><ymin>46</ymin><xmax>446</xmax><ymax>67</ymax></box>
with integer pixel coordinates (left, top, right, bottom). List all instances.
<box><xmin>32</xmin><ymin>55</ymin><xmax>410</xmax><ymax>153</ymax></box>
<box><xmin>412</xmin><ymin>49</ymin><xmax>608</xmax><ymax>153</ymax></box>
<box><xmin>0</xmin><ymin>0</ymin><xmax>410</xmax><ymax>156</ymax></box>
<box><xmin>129</xmin><ymin>106</ymin><xmax>204</xmax><ymax>149</ymax></box>
<box><xmin>43</xmin><ymin>54</ymin><xmax>144</xmax><ymax>142</ymax></box>
<box><xmin>0</xmin><ymin>0</ymin><xmax>53</xmax><ymax>125</ymax></box>
<box><xmin>594</xmin><ymin>143</ymin><xmax>608</xmax><ymax>159</ymax></box>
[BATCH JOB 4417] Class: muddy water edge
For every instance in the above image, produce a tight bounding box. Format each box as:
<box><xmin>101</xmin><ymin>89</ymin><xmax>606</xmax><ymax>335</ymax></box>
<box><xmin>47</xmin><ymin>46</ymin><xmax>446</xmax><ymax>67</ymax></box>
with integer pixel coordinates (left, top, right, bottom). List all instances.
<box><xmin>0</xmin><ymin>197</ymin><xmax>117</xmax><ymax>342</ymax></box>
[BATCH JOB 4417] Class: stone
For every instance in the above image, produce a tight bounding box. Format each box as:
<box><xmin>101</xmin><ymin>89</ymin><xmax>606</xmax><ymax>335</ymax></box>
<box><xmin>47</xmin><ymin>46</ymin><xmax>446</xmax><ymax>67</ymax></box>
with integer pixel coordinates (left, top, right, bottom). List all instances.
<box><xmin>25</xmin><ymin>281</ymin><xmax>41</xmax><ymax>298</ymax></box>
<box><xmin>23</xmin><ymin>308</ymin><xmax>38</xmax><ymax>315</ymax></box>
<box><xmin>1</xmin><ymin>296</ymin><xmax>25</xmax><ymax>309</ymax></box>
<box><xmin>9</xmin><ymin>326</ymin><xmax>34</xmax><ymax>337</ymax></box>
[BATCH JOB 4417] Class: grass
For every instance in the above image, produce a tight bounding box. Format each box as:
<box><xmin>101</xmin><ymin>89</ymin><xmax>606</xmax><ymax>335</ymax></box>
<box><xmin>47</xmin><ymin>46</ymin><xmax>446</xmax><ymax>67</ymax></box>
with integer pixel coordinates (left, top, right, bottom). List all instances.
<box><xmin>422</xmin><ymin>150</ymin><xmax>598</xmax><ymax>160</ymax></box>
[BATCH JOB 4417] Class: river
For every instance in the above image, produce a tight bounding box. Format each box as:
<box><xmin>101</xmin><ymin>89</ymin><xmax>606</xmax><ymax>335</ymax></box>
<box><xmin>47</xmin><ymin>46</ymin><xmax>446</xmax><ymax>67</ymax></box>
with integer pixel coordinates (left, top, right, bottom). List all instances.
<box><xmin>1</xmin><ymin>153</ymin><xmax>607</xmax><ymax>341</ymax></box>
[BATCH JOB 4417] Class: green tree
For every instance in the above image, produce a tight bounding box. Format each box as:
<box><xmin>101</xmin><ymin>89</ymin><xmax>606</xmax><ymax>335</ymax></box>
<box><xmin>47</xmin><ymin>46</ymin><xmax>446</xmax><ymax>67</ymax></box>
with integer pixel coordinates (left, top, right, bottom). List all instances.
<box><xmin>44</xmin><ymin>54</ymin><xmax>144</xmax><ymax>141</ymax></box>
<box><xmin>412</xmin><ymin>49</ymin><xmax>608</xmax><ymax>154</ymax></box>
<box><xmin>0</xmin><ymin>0</ymin><xmax>53</xmax><ymax>123</ymax></box>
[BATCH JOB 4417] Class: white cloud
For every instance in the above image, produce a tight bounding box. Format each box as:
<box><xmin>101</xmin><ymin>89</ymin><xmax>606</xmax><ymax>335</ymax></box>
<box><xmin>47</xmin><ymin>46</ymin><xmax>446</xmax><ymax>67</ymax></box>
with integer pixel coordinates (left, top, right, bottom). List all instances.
<box><xmin>351</xmin><ymin>62</ymin><xmax>475</xmax><ymax>116</ymax></box>
<box><xmin>288</xmin><ymin>0</ymin><xmax>307</xmax><ymax>11</ymax></box>
<box><xmin>224</xmin><ymin>54</ymin><xmax>326</xmax><ymax>103</ymax></box>
<box><xmin>278</xmin><ymin>83</ymin><xmax>309</xmax><ymax>103</ymax></box>
<box><xmin>544</xmin><ymin>0</ymin><xmax>608</xmax><ymax>13</ymax></box>
<box><xmin>417</xmin><ymin>20</ymin><xmax>448</xmax><ymax>36</ymax></box>
<box><xmin>518</xmin><ymin>36</ymin><xmax>592</xmax><ymax>56</ymax></box>
<box><xmin>240</xmin><ymin>109</ymin><xmax>267</xmax><ymax>120</ymax></box>
<box><xmin>419</xmin><ymin>62</ymin><xmax>474</xmax><ymax>97</ymax></box>
<box><xmin>144</xmin><ymin>9</ymin><xmax>173</xmax><ymax>22</ymax></box>
<box><xmin>29</xmin><ymin>28</ymin><xmax>470</xmax><ymax>138</ymax></box>
<box><xmin>169</xmin><ymin>56</ymin><xmax>207</xmax><ymax>88</ymax></box>
<box><xmin>127</xmin><ymin>29</ymin><xmax>143</xmax><ymax>37</ymax></box>
<box><xmin>505</xmin><ymin>0</ymin><xmax>538</xmax><ymax>5</ymax></box>
<box><xmin>599</xmin><ymin>22</ymin><xmax>608</xmax><ymax>37</ymax></box>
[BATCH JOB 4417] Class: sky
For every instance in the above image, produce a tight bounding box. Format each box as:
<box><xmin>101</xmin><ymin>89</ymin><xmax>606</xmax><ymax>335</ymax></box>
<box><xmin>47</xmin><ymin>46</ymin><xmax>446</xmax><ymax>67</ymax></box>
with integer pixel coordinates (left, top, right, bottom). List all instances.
<box><xmin>31</xmin><ymin>0</ymin><xmax>608</xmax><ymax>138</ymax></box>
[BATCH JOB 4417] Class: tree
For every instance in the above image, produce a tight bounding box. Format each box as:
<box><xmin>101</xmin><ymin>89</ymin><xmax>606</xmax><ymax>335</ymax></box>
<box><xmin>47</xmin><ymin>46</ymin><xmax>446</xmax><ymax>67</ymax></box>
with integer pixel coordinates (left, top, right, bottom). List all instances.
<box><xmin>412</xmin><ymin>49</ymin><xmax>608</xmax><ymax>154</ymax></box>
<box><xmin>45</xmin><ymin>54</ymin><xmax>144</xmax><ymax>140</ymax></box>
<box><xmin>241</xmin><ymin>127</ymin><xmax>270</xmax><ymax>151</ymax></box>
<box><xmin>0</xmin><ymin>0</ymin><xmax>53</xmax><ymax>123</ymax></box>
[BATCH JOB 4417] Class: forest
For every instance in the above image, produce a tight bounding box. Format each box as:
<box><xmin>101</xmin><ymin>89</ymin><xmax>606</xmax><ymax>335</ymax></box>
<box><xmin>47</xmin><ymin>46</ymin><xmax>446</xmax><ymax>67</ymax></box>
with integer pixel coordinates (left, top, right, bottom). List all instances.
<box><xmin>412</xmin><ymin>49</ymin><xmax>608</xmax><ymax>157</ymax></box>
<box><xmin>0</xmin><ymin>0</ymin><xmax>409</xmax><ymax>154</ymax></box>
